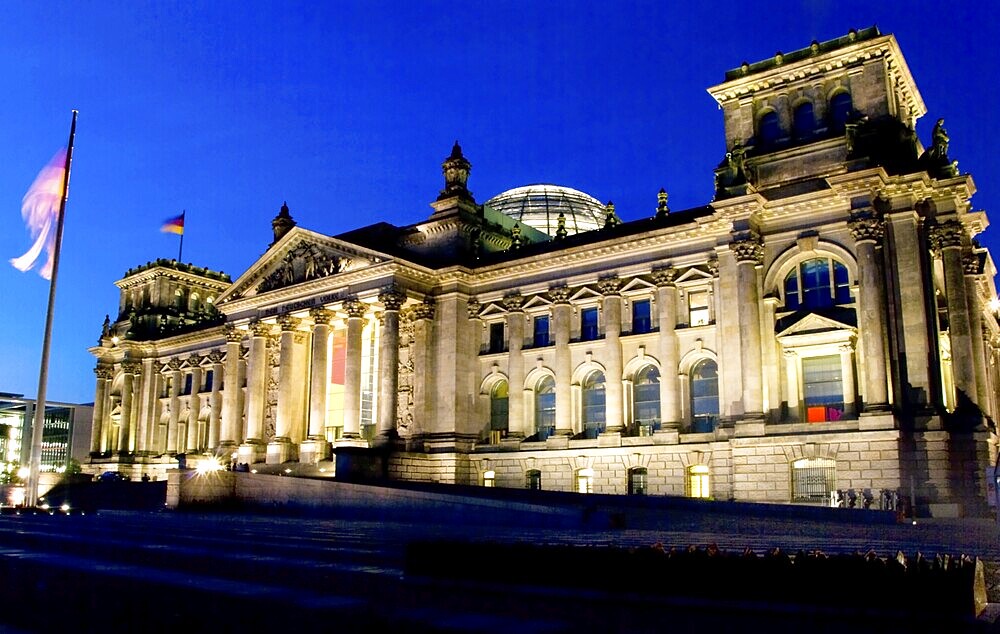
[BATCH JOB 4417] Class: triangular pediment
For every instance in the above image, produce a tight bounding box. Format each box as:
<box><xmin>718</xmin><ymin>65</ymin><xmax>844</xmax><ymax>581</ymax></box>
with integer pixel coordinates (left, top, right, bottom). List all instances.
<box><xmin>522</xmin><ymin>295</ymin><xmax>552</xmax><ymax>310</ymax></box>
<box><xmin>217</xmin><ymin>227</ymin><xmax>391</xmax><ymax>303</ymax></box>
<box><xmin>675</xmin><ymin>267</ymin><xmax>714</xmax><ymax>284</ymax></box>
<box><xmin>478</xmin><ymin>303</ymin><xmax>507</xmax><ymax>318</ymax></box>
<box><xmin>570</xmin><ymin>287</ymin><xmax>603</xmax><ymax>302</ymax></box>
<box><xmin>776</xmin><ymin>311</ymin><xmax>856</xmax><ymax>338</ymax></box>
<box><xmin>621</xmin><ymin>278</ymin><xmax>656</xmax><ymax>293</ymax></box>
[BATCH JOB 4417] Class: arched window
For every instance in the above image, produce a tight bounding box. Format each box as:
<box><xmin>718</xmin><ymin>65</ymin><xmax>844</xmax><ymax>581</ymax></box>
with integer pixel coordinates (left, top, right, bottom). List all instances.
<box><xmin>575</xmin><ymin>467</ymin><xmax>594</xmax><ymax>494</ymax></box>
<box><xmin>534</xmin><ymin>376</ymin><xmax>555</xmax><ymax>440</ymax></box>
<box><xmin>687</xmin><ymin>465</ymin><xmax>711</xmax><ymax>498</ymax></box>
<box><xmin>628</xmin><ymin>467</ymin><xmax>648</xmax><ymax>495</ymax></box>
<box><xmin>829</xmin><ymin>91</ymin><xmax>853</xmax><ymax>132</ymax></box>
<box><xmin>633</xmin><ymin>365</ymin><xmax>660</xmax><ymax>434</ymax></box>
<box><xmin>758</xmin><ymin>110</ymin><xmax>781</xmax><ymax>146</ymax></box>
<box><xmin>791</xmin><ymin>457</ymin><xmax>835</xmax><ymax>502</ymax></box>
<box><xmin>525</xmin><ymin>469</ymin><xmax>542</xmax><ymax>490</ymax></box>
<box><xmin>690</xmin><ymin>359</ymin><xmax>719</xmax><ymax>432</ymax></box>
<box><xmin>581</xmin><ymin>371</ymin><xmax>606</xmax><ymax>438</ymax></box>
<box><xmin>489</xmin><ymin>380</ymin><xmax>509</xmax><ymax>443</ymax></box>
<box><xmin>793</xmin><ymin>102</ymin><xmax>815</xmax><ymax>139</ymax></box>
<box><xmin>784</xmin><ymin>258</ymin><xmax>851</xmax><ymax>310</ymax></box>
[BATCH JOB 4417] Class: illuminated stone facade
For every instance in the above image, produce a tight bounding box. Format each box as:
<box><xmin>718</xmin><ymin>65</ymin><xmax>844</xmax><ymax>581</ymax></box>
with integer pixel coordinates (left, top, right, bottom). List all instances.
<box><xmin>89</xmin><ymin>28</ymin><xmax>1000</xmax><ymax>516</ymax></box>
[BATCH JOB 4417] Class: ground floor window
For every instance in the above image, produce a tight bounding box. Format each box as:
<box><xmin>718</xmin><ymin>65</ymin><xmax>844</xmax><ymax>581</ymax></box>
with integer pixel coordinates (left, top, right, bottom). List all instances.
<box><xmin>576</xmin><ymin>467</ymin><xmax>594</xmax><ymax>493</ymax></box>
<box><xmin>687</xmin><ymin>464</ymin><xmax>710</xmax><ymax>498</ymax></box>
<box><xmin>482</xmin><ymin>470</ymin><xmax>495</xmax><ymax>487</ymax></box>
<box><xmin>791</xmin><ymin>458</ymin><xmax>835</xmax><ymax>502</ymax></box>
<box><xmin>628</xmin><ymin>467</ymin><xmax>647</xmax><ymax>495</ymax></box>
<box><xmin>526</xmin><ymin>469</ymin><xmax>542</xmax><ymax>490</ymax></box>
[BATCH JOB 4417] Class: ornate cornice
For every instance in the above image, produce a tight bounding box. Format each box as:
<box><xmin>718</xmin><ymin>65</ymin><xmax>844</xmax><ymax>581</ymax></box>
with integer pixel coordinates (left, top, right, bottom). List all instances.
<box><xmin>122</xmin><ymin>360</ymin><xmax>143</xmax><ymax>375</ymax></box>
<box><xmin>963</xmin><ymin>249</ymin><xmax>982</xmax><ymax>276</ymax></box>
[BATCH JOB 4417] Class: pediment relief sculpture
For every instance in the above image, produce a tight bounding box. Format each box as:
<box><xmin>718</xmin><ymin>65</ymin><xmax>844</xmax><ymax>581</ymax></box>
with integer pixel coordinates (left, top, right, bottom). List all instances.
<box><xmin>257</xmin><ymin>242</ymin><xmax>353</xmax><ymax>293</ymax></box>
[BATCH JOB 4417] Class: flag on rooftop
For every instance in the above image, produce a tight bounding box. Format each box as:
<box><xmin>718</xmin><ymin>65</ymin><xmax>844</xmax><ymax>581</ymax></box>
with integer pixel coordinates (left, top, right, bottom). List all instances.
<box><xmin>161</xmin><ymin>212</ymin><xmax>185</xmax><ymax>235</ymax></box>
<box><xmin>10</xmin><ymin>149</ymin><xmax>67</xmax><ymax>280</ymax></box>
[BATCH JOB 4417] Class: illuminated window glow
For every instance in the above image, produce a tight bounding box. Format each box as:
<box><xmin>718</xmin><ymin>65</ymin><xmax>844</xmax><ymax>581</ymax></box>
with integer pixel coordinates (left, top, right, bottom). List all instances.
<box><xmin>688</xmin><ymin>464</ymin><xmax>710</xmax><ymax>498</ymax></box>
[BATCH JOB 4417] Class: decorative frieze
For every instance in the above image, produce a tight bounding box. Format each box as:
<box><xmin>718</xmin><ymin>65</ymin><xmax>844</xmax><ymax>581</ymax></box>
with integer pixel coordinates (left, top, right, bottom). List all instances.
<box><xmin>207</xmin><ymin>350</ymin><xmax>224</xmax><ymax>364</ymax></box>
<box><xmin>166</xmin><ymin>358</ymin><xmax>183</xmax><ymax>372</ymax></box>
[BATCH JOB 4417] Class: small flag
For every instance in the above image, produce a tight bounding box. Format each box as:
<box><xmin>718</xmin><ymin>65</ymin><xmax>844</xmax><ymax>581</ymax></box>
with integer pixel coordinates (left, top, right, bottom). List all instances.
<box><xmin>11</xmin><ymin>149</ymin><xmax>67</xmax><ymax>280</ymax></box>
<box><xmin>161</xmin><ymin>212</ymin><xmax>184</xmax><ymax>235</ymax></box>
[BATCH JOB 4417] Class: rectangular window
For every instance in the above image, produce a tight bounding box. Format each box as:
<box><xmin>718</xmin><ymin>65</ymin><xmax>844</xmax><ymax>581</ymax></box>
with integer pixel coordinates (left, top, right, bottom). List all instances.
<box><xmin>631</xmin><ymin>299</ymin><xmax>652</xmax><ymax>334</ymax></box>
<box><xmin>203</xmin><ymin>370</ymin><xmax>213</xmax><ymax>392</ymax></box>
<box><xmin>688</xmin><ymin>291</ymin><xmax>709</xmax><ymax>326</ymax></box>
<box><xmin>183</xmin><ymin>374</ymin><xmax>193</xmax><ymax>395</ymax></box>
<box><xmin>489</xmin><ymin>322</ymin><xmax>505</xmax><ymax>354</ymax></box>
<box><xmin>532</xmin><ymin>316</ymin><xmax>550</xmax><ymax>347</ymax></box>
<box><xmin>792</xmin><ymin>459</ymin><xmax>835</xmax><ymax>502</ymax></box>
<box><xmin>802</xmin><ymin>355</ymin><xmax>844</xmax><ymax>422</ymax></box>
<box><xmin>581</xmin><ymin>307</ymin><xmax>599</xmax><ymax>341</ymax></box>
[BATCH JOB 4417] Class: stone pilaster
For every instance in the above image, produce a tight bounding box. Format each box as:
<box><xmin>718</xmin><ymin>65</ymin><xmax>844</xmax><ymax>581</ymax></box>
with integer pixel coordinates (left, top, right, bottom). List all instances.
<box><xmin>376</xmin><ymin>288</ymin><xmax>406</xmax><ymax>446</ymax></box>
<box><xmin>933</xmin><ymin>221</ymin><xmax>975</xmax><ymax>412</ymax></box>
<box><xmin>598</xmin><ymin>277</ymin><xmax>624</xmax><ymax>433</ymax></box>
<box><xmin>964</xmin><ymin>249</ymin><xmax>990</xmax><ymax>415</ymax></box>
<box><xmin>731</xmin><ymin>233</ymin><xmax>764</xmax><ymax>420</ymax></box>
<box><xmin>839</xmin><ymin>342</ymin><xmax>857</xmax><ymax>417</ymax></box>
<box><xmin>502</xmin><ymin>294</ymin><xmax>526</xmax><ymax>439</ymax></box>
<box><xmin>91</xmin><ymin>365</ymin><xmax>113</xmax><ymax>455</ymax></box>
<box><xmin>783</xmin><ymin>349</ymin><xmax>799</xmax><ymax>421</ymax></box>
<box><xmin>409</xmin><ymin>300</ymin><xmax>435</xmax><ymax>442</ymax></box>
<box><xmin>850</xmin><ymin>212</ymin><xmax>889</xmax><ymax>411</ymax></box>
<box><xmin>187</xmin><ymin>358</ymin><xmax>203</xmax><ymax>452</ymax></box>
<box><xmin>302</xmin><ymin>308</ymin><xmax>333</xmax><ymax>463</ymax></box>
<box><xmin>549</xmin><ymin>285</ymin><xmax>573</xmax><ymax>436</ymax></box>
<box><xmin>652</xmin><ymin>267</ymin><xmax>680</xmax><ymax>428</ymax></box>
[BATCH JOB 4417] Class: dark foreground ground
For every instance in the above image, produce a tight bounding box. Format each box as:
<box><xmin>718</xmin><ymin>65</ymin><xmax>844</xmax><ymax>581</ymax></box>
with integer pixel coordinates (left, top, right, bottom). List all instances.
<box><xmin>1</xmin><ymin>481</ymin><xmax>999</xmax><ymax>633</ymax></box>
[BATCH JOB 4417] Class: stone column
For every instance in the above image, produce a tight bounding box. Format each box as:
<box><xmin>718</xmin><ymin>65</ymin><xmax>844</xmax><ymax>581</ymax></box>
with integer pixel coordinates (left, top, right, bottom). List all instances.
<box><xmin>599</xmin><ymin>277</ymin><xmax>624</xmax><ymax>434</ymax></box>
<box><xmin>220</xmin><ymin>325</ymin><xmax>244</xmax><ymax>453</ymax></box>
<box><xmin>166</xmin><ymin>358</ymin><xmax>182</xmax><ymax>453</ymax></box>
<box><xmin>964</xmin><ymin>249</ymin><xmax>990</xmax><ymax>414</ymax></box>
<box><xmin>187</xmin><ymin>359</ymin><xmax>203</xmax><ymax>452</ymax></box>
<box><xmin>340</xmin><ymin>299</ymin><xmax>367</xmax><ymax>441</ymax></box>
<box><xmin>91</xmin><ymin>364</ymin><xmax>113</xmax><ymax>455</ymax></box>
<box><xmin>850</xmin><ymin>212</ymin><xmax>889</xmax><ymax>410</ymax></box>
<box><xmin>302</xmin><ymin>308</ymin><xmax>333</xmax><ymax>462</ymax></box>
<box><xmin>269</xmin><ymin>314</ymin><xmax>301</xmax><ymax>463</ymax></box>
<box><xmin>240</xmin><ymin>320</ymin><xmax>271</xmax><ymax>463</ymax></box>
<box><xmin>550</xmin><ymin>285</ymin><xmax>574</xmax><ymax>436</ymax></box>
<box><xmin>377</xmin><ymin>288</ymin><xmax>406</xmax><ymax>445</ymax></box>
<box><xmin>118</xmin><ymin>360</ymin><xmax>140</xmax><ymax>454</ymax></box>
<box><xmin>503</xmin><ymin>294</ymin><xmax>526</xmax><ymax>438</ymax></box>
<box><xmin>410</xmin><ymin>300</ymin><xmax>435</xmax><ymax>441</ymax></box>
<box><xmin>208</xmin><ymin>351</ymin><xmax>224</xmax><ymax>451</ymax></box>
<box><xmin>731</xmin><ymin>233</ymin><xmax>764</xmax><ymax>419</ymax></box>
<box><xmin>839</xmin><ymin>342</ymin><xmax>857</xmax><ymax>417</ymax></box>
<box><xmin>652</xmin><ymin>267</ymin><xmax>680</xmax><ymax>428</ymax></box>
<box><xmin>135</xmin><ymin>358</ymin><xmax>158</xmax><ymax>456</ymax></box>
<box><xmin>931</xmin><ymin>222</ymin><xmax>975</xmax><ymax>412</ymax></box>
<box><xmin>783</xmin><ymin>350</ymin><xmax>799</xmax><ymax>422</ymax></box>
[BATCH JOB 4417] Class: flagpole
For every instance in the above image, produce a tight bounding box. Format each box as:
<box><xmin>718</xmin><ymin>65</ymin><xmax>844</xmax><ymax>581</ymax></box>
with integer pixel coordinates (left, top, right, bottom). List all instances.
<box><xmin>178</xmin><ymin>210</ymin><xmax>185</xmax><ymax>261</ymax></box>
<box><xmin>26</xmin><ymin>110</ymin><xmax>77</xmax><ymax>508</ymax></box>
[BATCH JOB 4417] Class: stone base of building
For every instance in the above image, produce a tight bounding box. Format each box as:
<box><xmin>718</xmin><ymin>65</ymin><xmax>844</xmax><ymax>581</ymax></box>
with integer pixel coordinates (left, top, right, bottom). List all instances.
<box><xmin>238</xmin><ymin>441</ymin><xmax>265</xmax><ymax>465</ymax></box>
<box><xmin>266</xmin><ymin>438</ymin><xmax>298</xmax><ymax>464</ymax></box>
<box><xmin>858</xmin><ymin>412</ymin><xmax>895</xmax><ymax>430</ymax></box>
<box><xmin>299</xmin><ymin>439</ymin><xmax>329</xmax><ymax>464</ymax></box>
<box><xmin>334</xmin><ymin>446</ymin><xmax>387</xmax><ymax>482</ymax></box>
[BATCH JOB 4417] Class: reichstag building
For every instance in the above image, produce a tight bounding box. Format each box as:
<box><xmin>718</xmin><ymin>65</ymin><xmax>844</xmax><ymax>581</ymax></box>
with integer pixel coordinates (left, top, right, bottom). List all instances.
<box><xmin>88</xmin><ymin>28</ymin><xmax>1000</xmax><ymax>516</ymax></box>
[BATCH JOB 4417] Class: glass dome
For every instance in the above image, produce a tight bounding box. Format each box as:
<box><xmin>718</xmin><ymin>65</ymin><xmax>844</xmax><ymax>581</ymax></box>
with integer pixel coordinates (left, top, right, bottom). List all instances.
<box><xmin>484</xmin><ymin>184</ymin><xmax>605</xmax><ymax>237</ymax></box>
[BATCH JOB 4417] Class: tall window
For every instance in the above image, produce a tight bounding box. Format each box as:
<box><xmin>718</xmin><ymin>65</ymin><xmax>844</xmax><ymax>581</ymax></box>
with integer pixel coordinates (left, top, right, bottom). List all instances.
<box><xmin>829</xmin><ymin>91</ymin><xmax>853</xmax><ymax>132</ymax></box>
<box><xmin>534</xmin><ymin>376</ymin><xmax>556</xmax><ymax>440</ymax></box>
<box><xmin>183</xmin><ymin>373</ymin><xmax>193</xmax><ymax>395</ymax></box>
<box><xmin>758</xmin><ymin>110</ymin><xmax>781</xmax><ymax>146</ymax></box>
<box><xmin>793</xmin><ymin>102</ymin><xmax>815</xmax><ymax>139</ymax></box>
<box><xmin>489</xmin><ymin>322</ymin><xmax>505</xmax><ymax>354</ymax></box>
<box><xmin>802</xmin><ymin>355</ymin><xmax>844</xmax><ymax>422</ymax></box>
<box><xmin>203</xmin><ymin>369</ymin><xmax>213</xmax><ymax>391</ymax></box>
<box><xmin>633</xmin><ymin>365</ymin><xmax>660</xmax><ymax>434</ymax></box>
<box><xmin>792</xmin><ymin>458</ymin><xmax>835</xmax><ymax>502</ymax></box>
<box><xmin>576</xmin><ymin>467</ymin><xmax>594</xmax><ymax>494</ymax></box>
<box><xmin>490</xmin><ymin>381</ymin><xmax>509</xmax><ymax>442</ymax></box>
<box><xmin>628</xmin><ymin>467</ymin><xmax>648</xmax><ymax>495</ymax></box>
<box><xmin>690</xmin><ymin>359</ymin><xmax>719</xmax><ymax>432</ymax></box>
<box><xmin>581</xmin><ymin>371</ymin><xmax>606</xmax><ymax>438</ymax></box>
<box><xmin>688</xmin><ymin>291</ymin><xmax>710</xmax><ymax>326</ymax></box>
<box><xmin>533</xmin><ymin>315</ymin><xmax>550</xmax><ymax>347</ymax></box>
<box><xmin>632</xmin><ymin>299</ymin><xmax>652</xmax><ymax>334</ymax></box>
<box><xmin>688</xmin><ymin>465</ymin><xmax>711</xmax><ymax>498</ymax></box>
<box><xmin>526</xmin><ymin>469</ymin><xmax>542</xmax><ymax>490</ymax></box>
<box><xmin>581</xmin><ymin>307</ymin><xmax>599</xmax><ymax>341</ymax></box>
<box><xmin>784</xmin><ymin>258</ymin><xmax>851</xmax><ymax>310</ymax></box>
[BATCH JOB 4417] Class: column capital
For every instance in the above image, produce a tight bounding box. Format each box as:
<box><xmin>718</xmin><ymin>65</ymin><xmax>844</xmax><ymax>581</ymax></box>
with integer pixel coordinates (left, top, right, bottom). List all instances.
<box><xmin>121</xmin><ymin>360</ymin><xmax>143</xmax><ymax>375</ymax></box>
<box><xmin>849</xmin><ymin>211</ymin><xmax>885</xmax><ymax>244</ymax></box>
<box><xmin>467</xmin><ymin>297</ymin><xmax>482</xmax><ymax>319</ymax></box>
<box><xmin>207</xmin><ymin>350</ymin><xmax>225</xmax><ymax>364</ymax></box>
<box><xmin>782</xmin><ymin>349</ymin><xmax>798</xmax><ymax>359</ymax></box>
<box><xmin>548</xmin><ymin>285</ymin><xmax>571</xmax><ymax>304</ymax></box>
<box><xmin>249</xmin><ymin>320</ymin><xmax>272</xmax><ymax>337</ymax></box>
<box><xmin>411</xmin><ymin>299</ymin><xmax>435</xmax><ymax>321</ymax></box>
<box><xmin>343</xmin><ymin>298</ymin><xmax>367</xmax><ymax>319</ymax></box>
<box><xmin>378</xmin><ymin>287</ymin><xmax>407</xmax><ymax>311</ymax></box>
<box><xmin>94</xmin><ymin>364</ymin><xmax>114</xmax><ymax>380</ymax></box>
<box><xmin>309</xmin><ymin>307</ymin><xmax>335</xmax><ymax>325</ymax></box>
<box><xmin>166</xmin><ymin>357</ymin><xmax>183</xmax><ymax>372</ymax></box>
<box><xmin>707</xmin><ymin>256</ymin><xmax>720</xmax><ymax>277</ymax></box>
<box><xmin>730</xmin><ymin>232</ymin><xmax>763</xmax><ymax>265</ymax></box>
<box><xmin>650</xmin><ymin>266</ymin><xmax>677</xmax><ymax>287</ymax></box>
<box><xmin>597</xmin><ymin>276</ymin><xmax>622</xmax><ymax>296</ymax></box>
<box><xmin>277</xmin><ymin>314</ymin><xmax>302</xmax><ymax>331</ymax></box>
<box><xmin>930</xmin><ymin>219</ymin><xmax>965</xmax><ymax>251</ymax></box>
<box><xmin>502</xmin><ymin>292</ymin><xmax>525</xmax><ymax>312</ymax></box>
<box><xmin>963</xmin><ymin>249</ymin><xmax>982</xmax><ymax>275</ymax></box>
<box><xmin>188</xmin><ymin>353</ymin><xmax>202</xmax><ymax>367</ymax></box>
<box><xmin>223</xmin><ymin>323</ymin><xmax>244</xmax><ymax>343</ymax></box>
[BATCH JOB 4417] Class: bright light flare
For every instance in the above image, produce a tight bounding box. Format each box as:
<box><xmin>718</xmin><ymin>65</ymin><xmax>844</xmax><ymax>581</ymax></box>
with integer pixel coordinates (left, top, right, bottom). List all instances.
<box><xmin>16</xmin><ymin>467</ymin><xmax>30</xmax><ymax>480</ymax></box>
<box><xmin>989</xmin><ymin>296</ymin><xmax>1000</xmax><ymax>313</ymax></box>
<box><xmin>195</xmin><ymin>457</ymin><xmax>223</xmax><ymax>475</ymax></box>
